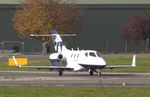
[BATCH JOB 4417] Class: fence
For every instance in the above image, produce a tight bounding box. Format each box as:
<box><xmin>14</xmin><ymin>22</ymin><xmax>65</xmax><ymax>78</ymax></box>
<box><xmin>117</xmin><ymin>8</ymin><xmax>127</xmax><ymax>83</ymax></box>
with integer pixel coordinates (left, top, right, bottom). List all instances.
<box><xmin>0</xmin><ymin>41</ymin><xmax>24</xmax><ymax>54</ymax></box>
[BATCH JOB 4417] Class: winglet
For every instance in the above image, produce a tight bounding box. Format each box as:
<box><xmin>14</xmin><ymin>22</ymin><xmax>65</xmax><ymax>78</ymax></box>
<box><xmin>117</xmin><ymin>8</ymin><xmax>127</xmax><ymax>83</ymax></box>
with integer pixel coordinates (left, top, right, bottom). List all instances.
<box><xmin>12</xmin><ymin>56</ymin><xmax>21</xmax><ymax>68</ymax></box>
<box><xmin>131</xmin><ymin>54</ymin><xmax>136</xmax><ymax>67</ymax></box>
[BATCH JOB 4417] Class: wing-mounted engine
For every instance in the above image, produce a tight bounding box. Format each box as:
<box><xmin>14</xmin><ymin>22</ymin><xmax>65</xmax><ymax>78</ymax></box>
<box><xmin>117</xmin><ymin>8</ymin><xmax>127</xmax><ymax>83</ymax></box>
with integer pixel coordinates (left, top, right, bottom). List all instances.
<box><xmin>49</xmin><ymin>53</ymin><xmax>66</xmax><ymax>66</ymax></box>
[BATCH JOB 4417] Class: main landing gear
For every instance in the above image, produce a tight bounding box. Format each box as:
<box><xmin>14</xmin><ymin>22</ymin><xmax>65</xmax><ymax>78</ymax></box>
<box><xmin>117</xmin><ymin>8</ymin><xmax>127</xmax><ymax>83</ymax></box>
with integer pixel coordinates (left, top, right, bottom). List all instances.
<box><xmin>89</xmin><ymin>69</ymin><xmax>102</xmax><ymax>76</ymax></box>
<box><xmin>98</xmin><ymin>71</ymin><xmax>102</xmax><ymax>76</ymax></box>
<box><xmin>89</xmin><ymin>70</ymin><xmax>94</xmax><ymax>76</ymax></box>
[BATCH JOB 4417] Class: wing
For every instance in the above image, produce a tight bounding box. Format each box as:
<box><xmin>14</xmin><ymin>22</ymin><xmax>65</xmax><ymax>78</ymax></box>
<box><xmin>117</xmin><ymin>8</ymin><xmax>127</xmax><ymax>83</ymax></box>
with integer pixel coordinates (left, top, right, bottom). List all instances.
<box><xmin>105</xmin><ymin>54</ymin><xmax>136</xmax><ymax>69</ymax></box>
<box><xmin>12</xmin><ymin>56</ymin><xmax>73</xmax><ymax>70</ymax></box>
<box><xmin>66</xmin><ymin>58</ymin><xmax>83</xmax><ymax>71</ymax></box>
<box><xmin>105</xmin><ymin>65</ymin><xmax>134</xmax><ymax>69</ymax></box>
<box><xmin>18</xmin><ymin>65</ymin><xmax>72</xmax><ymax>70</ymax></box>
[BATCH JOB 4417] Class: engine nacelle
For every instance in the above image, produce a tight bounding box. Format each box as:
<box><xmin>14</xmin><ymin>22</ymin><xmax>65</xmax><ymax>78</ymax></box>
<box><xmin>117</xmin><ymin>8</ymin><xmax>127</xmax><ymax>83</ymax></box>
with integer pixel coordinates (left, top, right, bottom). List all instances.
<box><xmin>57</xmin><ymin>54</ymin><xmax>63</xmax><ymax>60</ymax></box>
<box><xmin>49</xmin><ymin>53</ymin><xmax>64</xmax><ymax>62</ymax></box>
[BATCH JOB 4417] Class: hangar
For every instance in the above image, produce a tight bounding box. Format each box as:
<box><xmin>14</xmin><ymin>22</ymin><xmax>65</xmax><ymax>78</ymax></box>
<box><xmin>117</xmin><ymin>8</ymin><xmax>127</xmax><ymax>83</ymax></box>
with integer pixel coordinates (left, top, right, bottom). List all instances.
<box><xmin>0</xmin><ymin>0</ymin><xmax>150</xmax><ymax>53</ymax></box>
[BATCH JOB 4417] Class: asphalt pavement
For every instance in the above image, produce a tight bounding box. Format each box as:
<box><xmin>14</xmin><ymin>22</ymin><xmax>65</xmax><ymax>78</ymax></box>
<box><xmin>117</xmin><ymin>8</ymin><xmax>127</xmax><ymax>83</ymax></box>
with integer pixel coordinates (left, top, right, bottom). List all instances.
<box><xmin>0</xmin><ymin>71</ymin><xmax>149</xmax><ymax>87</ymax></box>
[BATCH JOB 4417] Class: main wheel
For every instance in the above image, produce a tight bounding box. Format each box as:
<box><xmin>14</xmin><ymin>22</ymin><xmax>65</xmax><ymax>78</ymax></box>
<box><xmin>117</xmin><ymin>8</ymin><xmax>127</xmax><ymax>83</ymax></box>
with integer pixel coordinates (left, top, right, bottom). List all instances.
<box><xmin>89</xmin><ymin>70</ymin><xmax>94</xmax><ymax>76</ymax></box>
<box><xmin>59</xmin><ymin>71</ymin><xmax>63</xmax><ymax>76</ymax></box>
<box><xmin>98</xmin><ymin>72</ymin><xmax>102</xmax><ymax>76</ymax></box>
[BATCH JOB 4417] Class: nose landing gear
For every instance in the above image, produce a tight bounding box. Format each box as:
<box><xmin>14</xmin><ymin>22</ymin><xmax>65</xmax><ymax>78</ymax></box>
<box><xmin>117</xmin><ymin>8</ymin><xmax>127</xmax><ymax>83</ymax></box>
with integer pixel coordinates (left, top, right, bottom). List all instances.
<box><xmin>58</xmin><ymin>70</ymin><xmax>63</xmax><ymax>76</ymax></box>
<box><xmin>97</xmin><ymin>69</ymin><xmax>102</xmax><ymax>76</ymax></box>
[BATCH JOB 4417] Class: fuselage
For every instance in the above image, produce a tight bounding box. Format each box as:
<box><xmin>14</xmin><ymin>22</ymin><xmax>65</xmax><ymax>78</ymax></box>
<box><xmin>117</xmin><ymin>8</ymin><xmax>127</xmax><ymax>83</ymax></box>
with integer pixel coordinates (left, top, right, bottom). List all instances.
<box><xmin>49</xmin><ymin>49</ymin><xmax>106</xmax><ymax>71</ymax></box>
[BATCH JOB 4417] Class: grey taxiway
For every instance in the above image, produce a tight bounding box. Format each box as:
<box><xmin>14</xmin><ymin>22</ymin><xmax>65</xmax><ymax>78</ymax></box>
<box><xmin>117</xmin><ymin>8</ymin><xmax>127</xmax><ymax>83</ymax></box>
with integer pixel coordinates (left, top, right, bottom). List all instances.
<box><xmin>0</xmin><ymin>71</ymin><xmax>149</xmax><ymax>87</ymax></box>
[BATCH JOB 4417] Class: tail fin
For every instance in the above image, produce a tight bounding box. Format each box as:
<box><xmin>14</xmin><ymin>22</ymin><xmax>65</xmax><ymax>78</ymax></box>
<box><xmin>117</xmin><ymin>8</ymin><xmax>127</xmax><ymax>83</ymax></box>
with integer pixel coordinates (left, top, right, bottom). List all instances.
<box><xmin>50</xmin><ymin>28</ymin><xmax>67</xmax><ymax>52</ymax></box>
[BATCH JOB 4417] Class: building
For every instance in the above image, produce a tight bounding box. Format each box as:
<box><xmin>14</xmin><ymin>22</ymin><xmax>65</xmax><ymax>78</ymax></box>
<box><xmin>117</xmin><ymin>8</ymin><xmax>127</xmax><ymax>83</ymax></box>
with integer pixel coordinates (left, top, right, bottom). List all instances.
<box><xmin>0</xmin><ymin>0</ymin><xmax>150</xmax><ymax>53</ymax></box>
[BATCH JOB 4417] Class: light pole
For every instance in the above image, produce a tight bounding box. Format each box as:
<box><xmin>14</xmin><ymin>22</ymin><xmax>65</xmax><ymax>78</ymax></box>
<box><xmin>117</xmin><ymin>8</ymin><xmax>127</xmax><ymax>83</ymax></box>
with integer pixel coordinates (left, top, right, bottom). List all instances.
<box><xmin>106</xmin><ymin>40</ymin><xmax>109</xmax><ymax>53</ymax></box>
<box><xmin>1</xmin><ymin>42</ymin><xmax>4</xmax><ymax>54</ymax></box>
<box><xmin>22</xmin><ymin>42</ymin><xmax>24</xmax><ymax>53</ymax></box>
<box><xmin>125</xmin><ymin>41</ymin><xmax>128</xmax><ymax>53</ymax></box>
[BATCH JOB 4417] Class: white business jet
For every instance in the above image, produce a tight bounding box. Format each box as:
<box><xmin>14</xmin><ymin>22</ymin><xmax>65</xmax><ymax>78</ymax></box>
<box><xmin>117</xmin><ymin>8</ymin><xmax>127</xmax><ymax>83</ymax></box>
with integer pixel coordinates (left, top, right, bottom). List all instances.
<box><xmin>13</xmin><ymin>28</ymin><xmax>136</xmax><ymax>76</ymax></box>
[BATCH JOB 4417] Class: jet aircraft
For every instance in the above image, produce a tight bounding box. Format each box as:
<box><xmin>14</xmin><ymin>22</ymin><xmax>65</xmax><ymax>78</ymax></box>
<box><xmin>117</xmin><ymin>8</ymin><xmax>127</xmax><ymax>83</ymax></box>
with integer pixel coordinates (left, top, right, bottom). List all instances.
<box><xmin>13</xmin><ymin>28</ymin><xmax>136</xmax><ymax>76</ymax></box>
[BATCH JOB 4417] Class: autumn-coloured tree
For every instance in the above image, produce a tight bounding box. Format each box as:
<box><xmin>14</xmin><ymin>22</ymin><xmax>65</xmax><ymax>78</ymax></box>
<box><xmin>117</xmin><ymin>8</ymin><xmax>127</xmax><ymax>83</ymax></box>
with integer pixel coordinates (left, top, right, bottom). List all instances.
<box><xmin>13</xmin><ymin>0</ymin><xmax>81</xmax><ymax>54</ymax></box>
<box><xmin>122</xmin><ymin>12</ymin><xmax>150</xmax><ymax>52</ymax></box>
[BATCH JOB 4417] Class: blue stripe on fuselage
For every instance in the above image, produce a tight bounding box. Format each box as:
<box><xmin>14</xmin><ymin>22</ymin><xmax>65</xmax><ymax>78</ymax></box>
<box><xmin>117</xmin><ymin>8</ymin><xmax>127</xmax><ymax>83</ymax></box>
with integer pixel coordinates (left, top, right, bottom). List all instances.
<box><xmin>79</xmin><ymin>64</ymin><xmax>106</xmax><ymax>69</ymax></box>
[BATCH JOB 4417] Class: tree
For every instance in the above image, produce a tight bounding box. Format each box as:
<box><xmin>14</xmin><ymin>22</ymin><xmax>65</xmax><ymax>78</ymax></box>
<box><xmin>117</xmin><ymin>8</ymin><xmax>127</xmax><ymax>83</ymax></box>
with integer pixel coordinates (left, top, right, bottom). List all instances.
<box><xmin>122</xmin><ymin>12</ymin><xmax>150</xmax><ymax>52</ymax></box>
<box><xmin>13</xmin><ymin>0</ymin><xmax>81</xmax><ymax>54</ymax></box>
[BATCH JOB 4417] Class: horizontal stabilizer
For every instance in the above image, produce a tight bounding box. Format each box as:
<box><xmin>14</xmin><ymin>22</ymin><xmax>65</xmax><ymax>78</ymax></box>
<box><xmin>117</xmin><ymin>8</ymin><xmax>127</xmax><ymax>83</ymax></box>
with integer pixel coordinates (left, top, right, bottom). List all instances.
<box><xmin>30</xmin><ymin>34</ymin><xmax>76</xmax><ymax>37</ymax></box>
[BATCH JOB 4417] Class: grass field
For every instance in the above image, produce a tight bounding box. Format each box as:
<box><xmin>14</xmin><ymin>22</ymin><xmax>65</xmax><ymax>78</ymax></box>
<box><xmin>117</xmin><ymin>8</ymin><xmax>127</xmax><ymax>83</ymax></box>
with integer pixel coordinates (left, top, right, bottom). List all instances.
<box><xmin>0</xmin><ymin>54</ymin><xmax>150</xmax><ymax>72</ymax></box>
<box><xmin>0</xmin><ymin>86</ymin><xmax>149</xmax><ymax>97</ymax></box>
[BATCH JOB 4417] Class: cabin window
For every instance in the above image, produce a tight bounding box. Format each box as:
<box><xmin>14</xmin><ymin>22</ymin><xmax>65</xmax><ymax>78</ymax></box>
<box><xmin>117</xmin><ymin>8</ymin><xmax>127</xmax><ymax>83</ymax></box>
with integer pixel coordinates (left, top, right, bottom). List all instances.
<box><xmin>85</xmin><ymin>53</ymin><xmax>88</xmax><ymax>57</ymax></box>
<box><xmin>96</xmin><ymin>52</ymin><xmax>101</xmax><ymax>57</ymax></box>
<box><xmin>77</xmin><ymin>54</ymin><xmax>79</xmax><ymax>58</ymax></box>
<box><xmin>71</xmin><ymin>54</ymin><xmax>73</xmax><ymax>57</ymax></box>
<box><xmin>74</xmin><ymin>54</ymin><xmax>76</xmax><ymax>58</ymax></box>
<box><xmin>89</xmin><ymin>52</ymin><xmax>96</xmax><ymax>57</ymax></box>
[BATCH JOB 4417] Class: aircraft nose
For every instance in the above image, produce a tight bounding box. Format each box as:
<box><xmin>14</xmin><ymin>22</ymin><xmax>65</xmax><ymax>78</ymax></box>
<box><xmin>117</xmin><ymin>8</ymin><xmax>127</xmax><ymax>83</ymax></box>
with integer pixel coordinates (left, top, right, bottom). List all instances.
<box><xmin>99</xmin><ymin>58</ymin><xmax>106</xmax><ymax>65</ymax></box>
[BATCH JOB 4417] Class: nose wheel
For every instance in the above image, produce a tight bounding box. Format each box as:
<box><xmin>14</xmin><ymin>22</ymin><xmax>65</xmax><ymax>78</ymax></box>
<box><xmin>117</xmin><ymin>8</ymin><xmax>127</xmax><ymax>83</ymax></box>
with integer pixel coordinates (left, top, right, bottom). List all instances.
<box><xmin>98</xmin><ymin>69</ymin><xmax>102</xmax><ymax>76</ymax></box>
<box><xmin>58</xmin><ymin>71</ymin><xmax>63</xmax><ymax>76</ymax></box>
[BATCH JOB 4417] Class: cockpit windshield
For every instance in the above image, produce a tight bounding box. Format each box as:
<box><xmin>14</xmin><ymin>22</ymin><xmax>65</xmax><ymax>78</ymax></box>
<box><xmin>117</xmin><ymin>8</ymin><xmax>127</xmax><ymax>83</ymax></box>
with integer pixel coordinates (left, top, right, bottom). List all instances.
<box><xmin>89</xmin><ymin>52</ymin><xmax>96</xmax><ymax>57</ymax></box>
<box><xmin>96</xmin><ymin>52</ymin><xmax>101</xmax><ymax>57</ymax></box>
<box><xmin>85</xmin><ymin>52</ymin><xmax>101</xmax><ymax>57</ymax></box>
